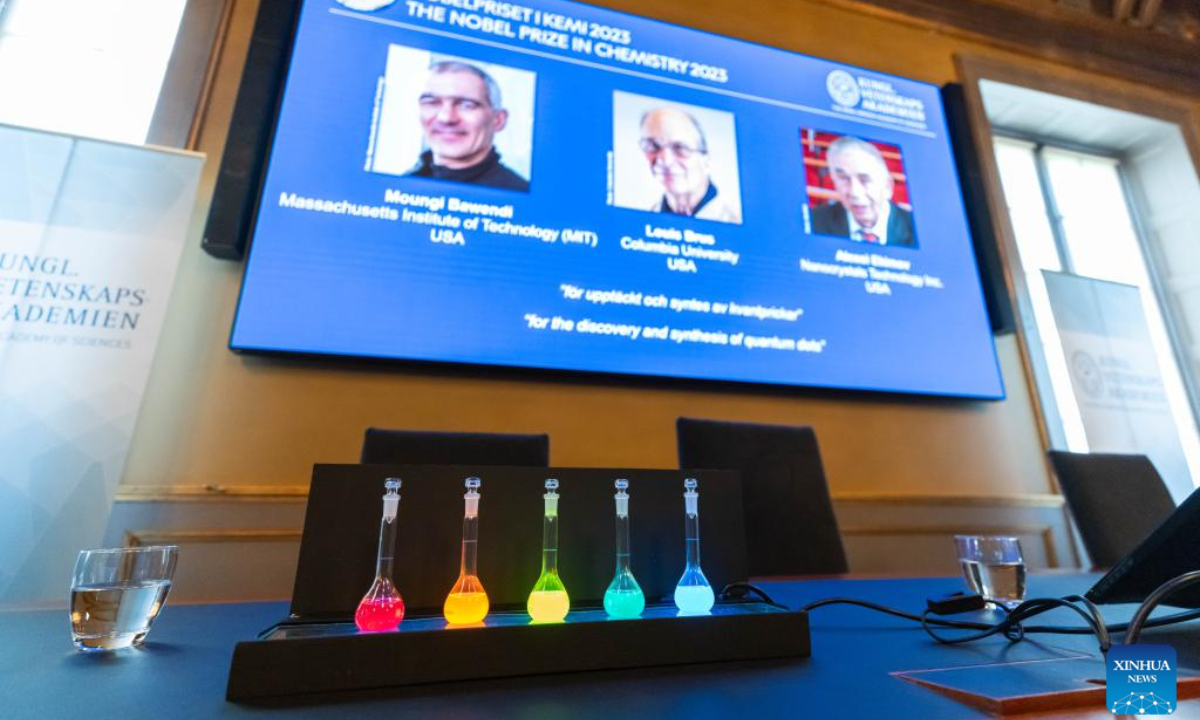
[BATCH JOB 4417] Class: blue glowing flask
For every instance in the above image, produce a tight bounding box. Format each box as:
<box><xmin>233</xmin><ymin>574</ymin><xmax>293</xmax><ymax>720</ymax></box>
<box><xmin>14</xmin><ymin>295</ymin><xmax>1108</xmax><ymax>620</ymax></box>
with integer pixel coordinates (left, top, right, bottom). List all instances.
<box><xmin>673</xmin><ymin>478</ymin><xmax>714</xmax><ymax>614</ymax></box>
<box><xmin>603</xmin><ymin>479</ymin><xmax>645</xmax><ymax>618</ymax></box>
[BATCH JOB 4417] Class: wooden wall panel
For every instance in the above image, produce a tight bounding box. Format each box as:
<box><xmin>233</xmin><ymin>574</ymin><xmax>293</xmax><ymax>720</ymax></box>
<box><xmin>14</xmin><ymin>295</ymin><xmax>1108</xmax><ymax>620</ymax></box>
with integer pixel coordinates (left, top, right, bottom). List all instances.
<box><xmin>107</xmin><ymin>492</ymin><xmax>1071</xmax><ymax>601</ymax></box>
<box><xmin>124</xmin><ymin>0</ymin><xmax>1058</xmax><ymax>498</ymax></box>
<box><xmin>113</xmin><ymin>0</ymin><xmax>1200</xmax><ymax>588</ymax></box>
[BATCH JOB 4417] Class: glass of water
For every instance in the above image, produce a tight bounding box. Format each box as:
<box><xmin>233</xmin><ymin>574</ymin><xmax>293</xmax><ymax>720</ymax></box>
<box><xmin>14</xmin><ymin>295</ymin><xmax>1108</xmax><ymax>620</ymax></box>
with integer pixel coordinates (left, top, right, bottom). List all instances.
<box><xmin>955</xmin><ymin>535</ymin><xmax>1026</xmax><ymax>609</ymax></box>
<box><xmin>70</xmin><ymin>546</ymin><xmax>178</xmax><ymax>651</ymax></box>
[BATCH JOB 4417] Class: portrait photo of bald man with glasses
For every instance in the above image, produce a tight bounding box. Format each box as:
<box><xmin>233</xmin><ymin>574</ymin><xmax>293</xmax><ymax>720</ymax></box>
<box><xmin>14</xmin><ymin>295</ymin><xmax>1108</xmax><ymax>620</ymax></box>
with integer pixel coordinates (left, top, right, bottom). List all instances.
<box><xmin>611</xmin><ymin>92</ymin><xmax>743</xmax><ymax>225</ymax></box>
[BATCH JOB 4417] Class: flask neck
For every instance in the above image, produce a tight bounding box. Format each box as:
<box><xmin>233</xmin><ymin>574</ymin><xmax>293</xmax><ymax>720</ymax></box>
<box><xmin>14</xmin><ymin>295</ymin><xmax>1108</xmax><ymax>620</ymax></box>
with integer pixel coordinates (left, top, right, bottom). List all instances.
<box><xmin>376</xmin><ymin>514</ymin><xmax>397</xmax><ymax>579</ymax></box>
<box><xmin>540</xmin><ymin>513</ymin><xmax>559</xmax><ymax>575</ymax></box>
<box><xmin>460</xmin><ymin>514</ymin><xmax>479</xmax><ymax>576</ymax></box>
<box><xmin>614</xmin><ymin>513</ymin><xmax>632</xmax><ymax>573</ymax></box>
<box><xmin>684</xmin><ymin>512</ymin><xmax>701</xmax><ymax>570</ymax></box>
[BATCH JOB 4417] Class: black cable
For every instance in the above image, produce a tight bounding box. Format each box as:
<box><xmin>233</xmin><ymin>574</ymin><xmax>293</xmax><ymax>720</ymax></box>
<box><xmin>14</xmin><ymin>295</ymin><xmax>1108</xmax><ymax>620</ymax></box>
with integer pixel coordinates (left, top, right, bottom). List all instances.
<box><xmin>808</xmin><ymin>596</ymin><xmax>1110</xmax><ymax>653</ymax></box>
<box><xmin>1067</xmin><ymin>594</ymin><xmax>1112</xmax><ymax>652</ymax></box>
<box><xmin>801</xmin><ymin>597</ymin><xmax>997</xmax><ymax>630</ymax></box>
<box><xmin>1092</xmin><ymin>608</ymin><xmax>1200</xmax><ymax>633</ymax></box>
<box><xmin>801</xmin><ymin>593</ymin><xmax>1200</xmax><ymax>657</ymax></box>
<box><xmin>920</xmin><ymin>596</ymin><xmax>1112</xmax><ymax>654</ymax></box>
<box><xmin>747</xmin><ymin>571</ymin><xmax>1200</xmax><ymax>655</ymax></box>
<box><xmin>1125</xmin><ymin>570</ymin><xmax>1200</xmax><ymax>645</ymax></box>
<box><xmin>799</xmin><ymin>596</ymin><xmax>1200</xmax><ymax>634</ymax></box>
<box><xmin>719</xmin><ymin>582</ymin><xmax>788</xmax><ymax>610</ymax></box>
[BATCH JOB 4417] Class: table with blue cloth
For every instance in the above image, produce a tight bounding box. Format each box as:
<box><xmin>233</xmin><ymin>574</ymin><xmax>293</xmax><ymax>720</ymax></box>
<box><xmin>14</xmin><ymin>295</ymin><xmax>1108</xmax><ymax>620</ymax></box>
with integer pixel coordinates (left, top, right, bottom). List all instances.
<box><xmin>3</xmin><ymin>573</ymin><xmax>1197</xmax><ymax>719</ymax></box>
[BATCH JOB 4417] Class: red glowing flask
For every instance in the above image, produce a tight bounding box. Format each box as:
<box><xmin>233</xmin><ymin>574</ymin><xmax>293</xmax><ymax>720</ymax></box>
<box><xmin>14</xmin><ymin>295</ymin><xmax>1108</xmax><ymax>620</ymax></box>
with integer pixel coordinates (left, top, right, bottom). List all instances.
<box><xmin>355</xmin><ymin>479</ymin><xmax>405</xmax><ymax>632</ymax></box>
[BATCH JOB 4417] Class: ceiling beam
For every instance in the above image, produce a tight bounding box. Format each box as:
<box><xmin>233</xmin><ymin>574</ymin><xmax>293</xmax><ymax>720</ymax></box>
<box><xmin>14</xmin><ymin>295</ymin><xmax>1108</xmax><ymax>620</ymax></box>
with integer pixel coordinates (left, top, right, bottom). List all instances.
<box><xmin>1134</xmin><ymin>0</ymin><xmax>1165</xmax><ymax>27</ymax></box>
<box><xmin>1113</xmin><ymin>0</ymin><xmax>1137</xmax><ymax>22</ymax></box>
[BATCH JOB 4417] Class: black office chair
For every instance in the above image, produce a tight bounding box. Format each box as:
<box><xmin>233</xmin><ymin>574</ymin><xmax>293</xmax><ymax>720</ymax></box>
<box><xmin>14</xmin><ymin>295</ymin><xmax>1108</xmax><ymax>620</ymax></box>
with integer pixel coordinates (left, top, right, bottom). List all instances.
<box><xmin>360</xmin><ymin>428</ymin><xmax>550</xmax><ymax>467</ymax></box>
<box><xmin>1048</xmin><ymin>450</ymin><xmax>1176</xmax><ymax>568</ymax></box>
<box><xmin>676</xmin><ymin>417</ymin><xmax>848</xmax><ymax>576</ymax></box>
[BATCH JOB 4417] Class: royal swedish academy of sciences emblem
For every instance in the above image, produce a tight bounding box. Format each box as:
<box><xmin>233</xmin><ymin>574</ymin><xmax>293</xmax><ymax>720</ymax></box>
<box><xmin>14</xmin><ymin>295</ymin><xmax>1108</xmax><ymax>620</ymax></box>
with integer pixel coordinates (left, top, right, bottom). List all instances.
<box><xmin>826</xmin><ymin>70</ymin><xmax>860</xmax><ymax>108</ymax></box>
<box><xmin>334</xmin><ymin>0</ymin><xmax>398</xmax><ymax>11</ymax></box>
<box><xmin>1070</xmin><ymin>350</ymin><xmax>1105</xmax><ymax>399</ymax></box>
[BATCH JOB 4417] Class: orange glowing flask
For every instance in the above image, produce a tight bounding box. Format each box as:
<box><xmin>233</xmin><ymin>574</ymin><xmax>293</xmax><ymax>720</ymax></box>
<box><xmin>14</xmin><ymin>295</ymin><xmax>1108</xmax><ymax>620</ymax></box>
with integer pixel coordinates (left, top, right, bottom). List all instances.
<box><xmin>443</xmin><ymin>477</ymin><xmax>489</xmax><ymax>624</ymax></box>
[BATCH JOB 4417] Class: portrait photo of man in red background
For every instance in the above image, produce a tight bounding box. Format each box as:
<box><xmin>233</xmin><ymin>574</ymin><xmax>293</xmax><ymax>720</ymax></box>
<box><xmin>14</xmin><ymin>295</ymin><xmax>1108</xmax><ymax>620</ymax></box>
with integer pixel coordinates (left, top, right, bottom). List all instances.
<box><xmin>801</xmin><ymin>129</ymin><xmax>917</xmax><ymax>248</ymax></box>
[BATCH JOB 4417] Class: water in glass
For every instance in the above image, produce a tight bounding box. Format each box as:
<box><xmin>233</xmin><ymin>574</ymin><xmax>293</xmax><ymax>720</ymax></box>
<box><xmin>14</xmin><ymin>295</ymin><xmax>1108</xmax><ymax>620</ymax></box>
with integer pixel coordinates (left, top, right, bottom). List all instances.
<box><xmin>71</xmin><ymin>580</ymin><xmax>172</xmax><ymax>651</ymax></box>
<box><xmin>960</xmin><ymin>559</ymin><xmax>1027</xmax><ymax>607</ymax></box>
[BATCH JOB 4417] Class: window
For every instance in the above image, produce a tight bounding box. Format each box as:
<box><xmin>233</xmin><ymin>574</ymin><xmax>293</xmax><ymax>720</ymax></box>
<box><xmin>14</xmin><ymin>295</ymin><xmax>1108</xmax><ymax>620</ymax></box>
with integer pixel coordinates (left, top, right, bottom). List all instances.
<box><xmin>993</xmin><ymin>136</ymin><xmax>1200</xmax><ymax>490</ymax></box>
<box><xmin>0</xmin><ymin>0</ymin><xmax>188</xmax><ymax>144</ymax></box>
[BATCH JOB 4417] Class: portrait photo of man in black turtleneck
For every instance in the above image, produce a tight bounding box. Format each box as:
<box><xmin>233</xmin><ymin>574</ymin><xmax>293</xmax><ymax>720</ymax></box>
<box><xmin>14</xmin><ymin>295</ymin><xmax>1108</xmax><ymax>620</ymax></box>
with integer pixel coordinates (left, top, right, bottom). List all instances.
<box><xmin>406</xmin><ymin>61</ymin><xmax>529</xmax><ymax>191</ymax></box>
<box><xmin>368</xmin><ymin>47</ymin><xmax>536</xmax><ymax>192</ymax></box>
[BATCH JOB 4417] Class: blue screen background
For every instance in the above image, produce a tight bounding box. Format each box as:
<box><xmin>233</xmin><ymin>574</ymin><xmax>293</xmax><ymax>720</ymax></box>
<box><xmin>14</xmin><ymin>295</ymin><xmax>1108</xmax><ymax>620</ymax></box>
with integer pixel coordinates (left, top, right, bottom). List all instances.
<box><xmin>231</xmin><ymin>0</ymin><xmax>1005</xmax><ymax>399</ymax></box>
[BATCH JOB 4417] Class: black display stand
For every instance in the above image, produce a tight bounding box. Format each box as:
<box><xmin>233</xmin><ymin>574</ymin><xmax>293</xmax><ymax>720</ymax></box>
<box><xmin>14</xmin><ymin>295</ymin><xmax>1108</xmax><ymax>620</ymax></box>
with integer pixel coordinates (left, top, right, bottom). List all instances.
<box><xmin>226</xmin><ymin>465</ymin><xmax>810</xmax><ymax>702</ymax></box>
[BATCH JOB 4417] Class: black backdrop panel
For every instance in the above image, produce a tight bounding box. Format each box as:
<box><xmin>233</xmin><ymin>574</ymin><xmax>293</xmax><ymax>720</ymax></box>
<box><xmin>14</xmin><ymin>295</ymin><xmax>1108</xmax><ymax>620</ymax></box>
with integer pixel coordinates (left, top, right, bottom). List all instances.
<box><xmin>291</xmin><ymin>465</ymin><xmax>746</xmax><ymax>620</ymax></box>
<box><xmin>941</xmin><ymin>82</ymin><xmax>1016</xmax><ymax>335</ymax></box>
<box><xmin>202</xmin><ymin>0</ymin><xmax>302</xmax><ymax>260</ymax></box>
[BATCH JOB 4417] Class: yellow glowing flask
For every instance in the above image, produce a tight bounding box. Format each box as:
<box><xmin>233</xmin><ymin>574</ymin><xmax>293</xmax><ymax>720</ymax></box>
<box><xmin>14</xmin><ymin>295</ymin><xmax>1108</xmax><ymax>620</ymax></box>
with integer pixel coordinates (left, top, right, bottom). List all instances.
<box><xmin>444</xmin><ymin>477</ymin><xmax>489</xmax><ymax>625</ymax></box>
<box><xmin>527</xmin><ymin>479</ymin><xmax>570</xmax><ymax>623</ymax></box>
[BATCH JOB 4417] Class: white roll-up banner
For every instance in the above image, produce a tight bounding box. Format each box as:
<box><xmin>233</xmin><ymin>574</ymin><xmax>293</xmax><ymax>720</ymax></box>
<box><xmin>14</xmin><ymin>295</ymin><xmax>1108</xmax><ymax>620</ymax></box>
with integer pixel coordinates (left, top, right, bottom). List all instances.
<box><xmin>1044</xmin><ymin>270</ymin><xmax>1194</xmax><ymax>502</ymax></box>
<box><xmin>0</xmin><ymin>124</ymin><xmax>203</xmax><ymax>607</ymax></box>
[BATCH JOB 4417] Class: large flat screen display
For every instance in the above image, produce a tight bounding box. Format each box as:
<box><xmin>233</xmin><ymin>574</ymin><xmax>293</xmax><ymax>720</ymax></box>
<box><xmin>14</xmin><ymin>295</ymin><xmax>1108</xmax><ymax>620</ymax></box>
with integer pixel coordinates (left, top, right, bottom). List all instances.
<box><xmin>231</xmin><ymin>0</ymin><xmax>1005</xmax><ymax>399</ymax></box>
